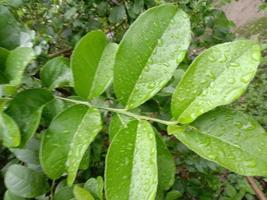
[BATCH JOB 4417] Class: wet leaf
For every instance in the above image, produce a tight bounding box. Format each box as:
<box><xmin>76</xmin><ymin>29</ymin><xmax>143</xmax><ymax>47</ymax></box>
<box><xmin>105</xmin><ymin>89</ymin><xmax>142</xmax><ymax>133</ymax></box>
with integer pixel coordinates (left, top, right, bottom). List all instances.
<box><xmin>171</xmin><ymin>40</ymin><xmax>261</xmax><ymax>124</ymax></box>
<box><xmin>5</xmin><ymin>47</ymin><xmax>35</xmax><ymax>85</ymax></box>
<box><xmin>6</xmin><ymin>89</ymin><xmax>54</xmax><ymax>147</ymax></box>
<box><xmin>108</xmin><ymin>113</ymin><xmax>133</xmax><ymax>141</ymax></box>
<box><xmin>168</xmin><ymin>107</ymin><xmax>267</xmax><ymax>176</ymax></box>
<box><xmin>0</xmin><ymin>112</ymin><xmax>20</xmax><ymax>147</ymax></box>
<box><xmin>4</xmin><ymin>164</ymin><xmax>49</xmax><ymax>198</ymax></box>
<box><xmin>73</xmin><ymin>185</ymin><xmax>95</xmax><ymax>200</ymax></box>
<box><xmin>71</xmin><ymin>30</ymin><xmax>118</xmax><ymax>99</ymax></box>
<box><xmin>155</xmin><ymin>132</ymin><xmax>175</xmax><ymax>192</ymax></box>
<box><xmin>40</xmin><ymin>56</ymin><xmax>72</xmax><ymax>90</ymax></box>
<box><xmin>84</xmin><ymin>176</ymin><xmax>104</xmax><ymax>200</ymax></box>
<box><xmin>105</xmin><ymin>120</ymin><xmax>157</xmax><ymax>200</ymax></box>
<box><xmin>40</xmin><ymin>104</ymin><xmax>102</xmax><ymax>185</ymax></box>
<box><xmin>114</xmin><ymin>4</ymin><xmax>191</xmax><ymax>109</ymax></box>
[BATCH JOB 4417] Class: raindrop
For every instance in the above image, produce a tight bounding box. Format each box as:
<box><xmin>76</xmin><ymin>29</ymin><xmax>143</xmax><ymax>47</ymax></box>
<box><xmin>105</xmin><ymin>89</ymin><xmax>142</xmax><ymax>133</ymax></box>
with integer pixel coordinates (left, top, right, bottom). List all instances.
<box><xmin>229</xmin><ymin>62</ymin><xmax>239</xmax><ymax>68</ymax></box>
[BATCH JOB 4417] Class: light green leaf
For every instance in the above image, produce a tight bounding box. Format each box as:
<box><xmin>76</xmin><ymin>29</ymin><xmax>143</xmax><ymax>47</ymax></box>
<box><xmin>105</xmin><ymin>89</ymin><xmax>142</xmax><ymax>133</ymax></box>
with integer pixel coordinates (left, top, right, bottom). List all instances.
<box><xmin>4</xmin><ymin>190</ymin><xmax>25</xmax><ymax>200</ymax></box>
<box><xmin>114</xmin><ymin>4</ymin><xmax>191</xmax><ymax>109</ymax></box>
<box><xmin>168</xmin><ymin>107</ymin><xmax>267</xmax><ymax>176</ymax></box>
<box><xmin>171</xmin><ymin>40</ymin><xmax>261</xmax><ymax>124</ymax></box>
<box><xmin>155</xmin><ymin>132</ymin><xmax>175</xmax><ymax>192</ymax></box>
<box><xmin>71</xmin><ymin>30</ymin><xmax>118</xmax><ymax>99</ymax></box>
<box><xmin>0</xmin><ymin>112</ymin><xmax>20</xmax><ymax>147</ymax></box>
<box><xmin>0</xmin><ymin>5</ymin><xmax>21</xmax><ymax>49</ymax></box>
<box><xmin>105</xmin><ymin>120</ymin><xmax>157</xmax><ymax>200</ymax></box>
<box><xmin>74</xmin><ymin>185</ymin><xmax>95</xmax><ymax>200</ymax></box>
<box><xmin>4</xmin><ymin>164</ymin><xmax>49</xmax><ymax>198</ymax></box>
<box><xmin>5</xmin><ymin>47</ymin><xmax>35</xmax><ymax>85</ymax></box>
<box><xmin>108</xmin><ymin>113</ymin><xmax>133</xmax><ymax>141</ymax></box>
<box><xmin>6</xmin><ymin>89</ymin><xmax>54</xmax><ymax>147</ymax></box>
<box><xmin>54</xmin><ymin>186</ymin><xmax>74</xmax><ymax>200</ymax></box>
<box><xmin>40</xmin><ymin>104</ymin><xmax>102</xmax><ymax>185</ymax></box>
<box><xmin>84</xmin><ymin>176</ymin><xmax>104</xmax><ymax>200</ymax></box>
<box><xmin>40</xmin><ymin>56</ymin><xmax>72</xmax><ymax>90</ymax></box>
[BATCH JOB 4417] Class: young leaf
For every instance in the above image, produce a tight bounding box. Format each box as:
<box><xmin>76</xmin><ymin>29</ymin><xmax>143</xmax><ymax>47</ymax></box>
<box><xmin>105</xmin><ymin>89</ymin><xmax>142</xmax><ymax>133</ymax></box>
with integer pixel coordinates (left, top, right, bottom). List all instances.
<box><xmin>73</xmin><ymin>185</ymin><xmax>95</xmax><ymax>200</ymax></box>
<box><xmin>84</xmin><ymin>176</ymin><xmax>104</xmax><ymax>200</ymax></box>
<box><xmin>5</xmin><ymin>47</ymin><xmax>35</xmax><ymax>85</ymax></box>
<box><xmin>105</xmin><ymin>120</ymin><xmax>158</xmax><ymax>200</ymax></box>
<box><xmin>5</xmin><ymin>89</ymin><xmax>54</xmax><ymax>147</ymax></box>
<box><xmin>40</xmin><ymin>104</ymin><xmax>102</xmax><ymax>185</ymax></box>
<box><xmin>168</xmin><ymin>107</ymin><xmax>267</xmax><ymax>176</ymax></box>
<box><xmin>114</xmin><ymin>4</ymin><xmax>191</xmax><ymax>109</ymax></box>
<box><xmin>155</xmin><ymin>132</ymin><xmax>175</xmax><ymax>192</ymax></box>
<box><xmin>71</xmin><ymin>30</ymin><xmax>118</xmax><ymax>99</ymax></box>
<box><xmin>108</xmin><ymin>113</ymin><xmax>133</xmax><ymax>141</ymax></box>
<box><xmin>171</xmin><ymin>40</ymin><xmax>261</xmax><ymax>124</ymax></box>
<box><xmin>4</xmin><ymin>164</ymin><xmax>49</xmax><ymax>198</ymax></box>
<box><xmin>40</xmin><ymin>56</ymin><xmax>72</xmax><ymax>90</ymax></box>
<box><xmin>0</xmin><ymin>112</ymin><xmax>20</xmax><ymax>147</ymax></box>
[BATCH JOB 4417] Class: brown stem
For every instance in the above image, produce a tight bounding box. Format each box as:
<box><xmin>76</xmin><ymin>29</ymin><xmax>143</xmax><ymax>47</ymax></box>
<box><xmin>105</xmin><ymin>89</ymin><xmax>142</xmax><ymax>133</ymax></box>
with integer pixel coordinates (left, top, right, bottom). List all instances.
<box><xmin>48</xmin><ymin>48</ymin><xmax>72</xmax><ymax>58</ymax></box>
<box><xmin>246</xmin><ymin>176</ymin><xmax>267</xmax><ymax>200</ymax></box>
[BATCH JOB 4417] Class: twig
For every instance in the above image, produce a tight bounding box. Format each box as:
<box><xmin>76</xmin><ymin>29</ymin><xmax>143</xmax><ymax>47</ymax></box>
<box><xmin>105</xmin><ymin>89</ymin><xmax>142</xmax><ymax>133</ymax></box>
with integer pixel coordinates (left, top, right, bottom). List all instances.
<box><xmin>246</xmin><ymin>176</ymin><xmax>267</xmax><ymax>200</ymax></box>
<box><xmin>48</xmin><ymin>48</ymin><xmax>72</xmax><ymax>58</ymax></box>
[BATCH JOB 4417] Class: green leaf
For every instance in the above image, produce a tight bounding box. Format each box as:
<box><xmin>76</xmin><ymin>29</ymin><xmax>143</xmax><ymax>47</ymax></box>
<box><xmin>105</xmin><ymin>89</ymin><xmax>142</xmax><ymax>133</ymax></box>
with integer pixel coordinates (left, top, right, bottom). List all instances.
<box><xmin>108</xmin><ymin>5</ymin><xmax>126</xmax><ymax>24</ymax></box>
<box><xmin>165</xmin><ymin>190</ymin><xmax>182</xmax><ymax>200</ymax></box>
<box><xmin>6</xmin><ymin>89</ymin><xmax>54</xmax><ymax>147</ymax></box>
<box><xmin>84</xmin><ymin>176</ymin><xmax>104</xmax><ymax>200</ymax></box>
<box><xmin>4</xmin><ymin>47</ymin><xmax>35</xmax><ymax>85</ymax></box>
<box><xmin>155</xmin><ymin>133</ymin><xmax>175</xmax><ymax>192</ymax></box>
<box><xmin>105</xmin><ymin>120</ymin><xmax>157</xmax><ymax>200</ymax></box>
<box><xmin>0</xmin><ymin>112</ymin><xmax>20</xmax><ymax>147</ymax></box>
<box><xmin>40</xmin><ymin>56</ymin><xmax>72</xmax><ymax>90</ymax></box>
<box><xmin>171</xmin><ymin>40</ymin><xmax>261</xmax><ymax>124</ymax></box>
<box><xmin>114</xmin><ymin>4</ymin><xmax>191</xmax><ymax>109</ymax></box>
<box><xmin>108</xmin><ymin>113</ymin><xmax>133</xmax><ymax>141</ymax></box>
<box><xmin>54</xmin><ymin>186</ymin><xmax>74</xmax><ymax>200</ymax></box>
<box><xmin>40</xmin><ymin>104</ymin><xmax>102</xmax><ymax>185</ymax></box>
<box><xmin>168</xmin><ymin>107</ymin><xmax>267</xmax><ymax>176</ymax></box>
<box><xmin>4</xmin><ymin>191</ymin><xmax>25</xmax><ymax>200</ymax></box>
<box><xmin>0</xmin><ymin>5</ymin><xmax>21</xmax><ymax>49</ymax></box>
<box><xmin>0</xmin><ymin>47</ymin><xmax>9</xmax><ymax>70</ymax></box>
<box><xmin>71</xmin><ymin>30</ymin><xmax>118</xmax><ymax>99</ymax></box>
<box><xmin>73</xmin><ymin>185</ymin><xmax>95</xmax><ymax>200</ymax></box>
<box><xmin>4</xmin><ymin>164</ymin><xmax>49</xmax><ymax>198</ymax></box>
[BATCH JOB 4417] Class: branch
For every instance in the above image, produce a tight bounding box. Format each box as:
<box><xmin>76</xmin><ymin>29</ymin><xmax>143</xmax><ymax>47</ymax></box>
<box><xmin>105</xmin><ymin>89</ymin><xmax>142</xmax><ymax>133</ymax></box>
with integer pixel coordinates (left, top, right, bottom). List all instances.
<box><xmin>246</xmin><ymin>176</ymin><xmax>267</xmax><ymax>200</ymax></box>
<box><xmin>48</xmin><ymin>48</ymin><xmax>72</xmax><ymax>58</ymax></box>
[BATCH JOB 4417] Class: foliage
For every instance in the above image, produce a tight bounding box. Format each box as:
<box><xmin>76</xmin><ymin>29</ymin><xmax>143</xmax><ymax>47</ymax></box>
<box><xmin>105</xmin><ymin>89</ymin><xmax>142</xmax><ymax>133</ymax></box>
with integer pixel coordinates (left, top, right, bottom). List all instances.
<box><xmin>0</xmin><ymin>0</ymin><xmax>266</xmax><ymax>200</ymax></box>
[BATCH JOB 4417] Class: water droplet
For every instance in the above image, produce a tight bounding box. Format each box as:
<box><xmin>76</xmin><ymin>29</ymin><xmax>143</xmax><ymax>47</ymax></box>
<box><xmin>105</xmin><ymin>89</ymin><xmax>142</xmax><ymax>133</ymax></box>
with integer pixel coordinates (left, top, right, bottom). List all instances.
<box><xmin>229</xmin><ymin>62</ymin><xmax>239</xmax><ymax>68</ymax></box>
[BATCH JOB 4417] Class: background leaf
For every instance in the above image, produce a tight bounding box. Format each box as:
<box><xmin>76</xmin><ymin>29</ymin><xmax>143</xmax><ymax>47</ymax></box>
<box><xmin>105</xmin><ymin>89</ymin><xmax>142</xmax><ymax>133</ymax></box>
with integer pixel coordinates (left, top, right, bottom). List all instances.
<box><xmin>4</xmin><ymin>164</ymin><xmax>49</xmax><ymax>198</ymax></box>
<box><xmin>171</xmin><ymin>40</ymin><xmax>261</xmax><ymax>124</ymax></box>
<box><xmin>73</xmin><ymin>185</ymin><xmax>95</xmax><ymax>200</ymax></box>
<box><xmin>40</xmin><ymin>104</ymin><xmax>102</xmax><ymax>185</ymax></box>
<box><xmin>105</xmin><ymin>120</ymin><xmax>157</xmax><ymax>200</ymax></box>
<box><xmin>71</xmin><ymin>31</ymin><xmax>118</xmax><ymax>99</ymax></box>
<box><xmin>84</xmin><ymin>176</ymin><xmax>104</xmax><ymax>200</ymax></box>
<box><xmin>6</xmin><ymin>89</ymin><xmax>54</xmax><ymax>147</ymax></box>
<box><xmin>114</xmin><ymin>4</ymin><xmax>191</xmax><ymax>109</ymax></box>
<box><xmin>168</xmin><ymin>107</ymin><xmax>267</xmax><ymax>176</ymax></box>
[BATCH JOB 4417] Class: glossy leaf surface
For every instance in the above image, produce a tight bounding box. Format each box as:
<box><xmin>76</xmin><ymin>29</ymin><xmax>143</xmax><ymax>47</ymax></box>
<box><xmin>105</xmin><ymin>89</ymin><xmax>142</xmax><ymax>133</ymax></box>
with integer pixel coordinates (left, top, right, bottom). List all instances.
<box><xmin>6</xmin><ymin>89</ymin><xmax>54</xmax><ymax>147</ymax></box>
<box><xmin>108</xmin><ymin>113</ymin><xmax>133</xmax><ymax>141</ymax></box>
<box><xmin>0</xmin><ymin>112</ymin><xmax>20</xmax><ymax>147</ymax></box>
<box><xmin>71</xmin><ymin>30</ymin><xmax>118</xmax><ymax>99</ymax></box>
<box><xmin>105</xmin><ymin>120</ymin><xmax>157</xmax><ymax>200</ymax></box>
<box><xmin>171</xmin><ymin>40</ymin><xmax>261</xmax><ymax>124</ymax></box>
<box><xmin>40</xmin><ymin>104</ymin><xmax>102</xmax><ymax>185</ymax></box>
<box><xmin>4</xmin><ymin>164</ymin><xmax>49</xmax><ymax>198</ymax></box>
<box><xmin>114</xmin><ymin>4</ymin><xmax>191</xmax><ymax>109</ymax></box>
<box><xmin>40</xmin><ymin>56</ymin><xmax>72</xmax><ymax>90</ymax></box>
<box><xmin>5</xmin><ymin>47</ymin><xmax>34</xmax><ymax>85</ymax></box>
<box><xmin>168</xmin><ymin>108</ymin><xmax>267</xmax><ymax>176</ymax></box>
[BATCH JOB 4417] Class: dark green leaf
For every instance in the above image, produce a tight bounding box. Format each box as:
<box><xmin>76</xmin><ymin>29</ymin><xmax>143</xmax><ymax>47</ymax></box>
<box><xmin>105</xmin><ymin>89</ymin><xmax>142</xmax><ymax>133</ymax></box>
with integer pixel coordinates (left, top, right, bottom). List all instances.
<box><xmin>4</xmin><ymin>164</ymin><xmax>49</xmax><ymax>198</ymax></box>
<box><xmin>6</xmin><ymin>89</ymin><xmax>54</xmax><ymax>147</ymax></box>
<box><xmin>40</xmin><ymin>104</ymin><xmax>102</xmax><ymax>185</ymax></box>
<box><xmin>171</xmin><ymin>40</ymin><xmax>261</xmax><ymax>124</ymax></box>
<box><xmin>105</xmin><ymin>120</ymin><xmax>157</xmax><ymax>200</ymax></box>
<box><xmin>114</xmin><ymin>4</ymin><xmax>191</xmax><ymax>109</ymax></box>
<box><xmin>168</xmin><ymin>108</ymin><xmax>267</xmax><ymax>176</ymax></box>
<box><xmin>71</xmin><ymin>30</ymin><xmax>118</xmax><ymax>99</ymax></box>
<box><xmin>54</xmin><ymin>186</ymin><xmax>74</xmax><ymax>200</ymax></box>
<box><xmin>109</xmin><ymin>5</ymin><xmax>126</xmax><ymax>24</ymax></box>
